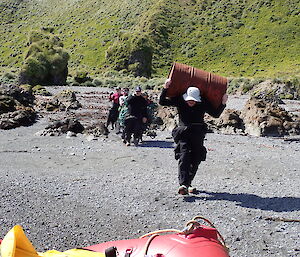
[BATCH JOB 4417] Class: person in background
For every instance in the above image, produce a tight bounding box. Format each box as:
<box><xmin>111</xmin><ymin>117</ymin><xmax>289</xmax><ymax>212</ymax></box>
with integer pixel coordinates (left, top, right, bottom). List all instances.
<box><xmin>106</xmin><ymin>87</ymin><xmax>122</xmax><ymax>130</ymax></box>
<box><xmin>109</xmin><ymin>87</ymin><xmax>122</xmax><ymax>108</ymax></box>
<box><xmin>139</xmin><ymin>92</ymin><xmax>158</xmax><ymax>142</ymax></box>
<box><xmin>119</xmin><ymin>87</ymin><xmax>129</xmax><ymax>107</ymax></box>
<box><xmin>123</xmin><ymin>86</ymin><xmax>148</xmax><ymax>146</ymax></box>
<box><xmin>117</xmin><ymin>88</ymin><xmax>129</xmax><ymax>136</ymax></box>
<box><xmin>159</xmin><ymin>79</ymin><xmax>228</xmax><ymax>195</ymax></box>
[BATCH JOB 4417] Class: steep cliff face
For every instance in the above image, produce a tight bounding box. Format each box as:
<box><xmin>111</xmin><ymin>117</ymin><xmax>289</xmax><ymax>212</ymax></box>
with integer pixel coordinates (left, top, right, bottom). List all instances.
<box><xmin>0</xmin><ymin>0</ymin><xmax>299</xmax><ymax>78</ymax></box>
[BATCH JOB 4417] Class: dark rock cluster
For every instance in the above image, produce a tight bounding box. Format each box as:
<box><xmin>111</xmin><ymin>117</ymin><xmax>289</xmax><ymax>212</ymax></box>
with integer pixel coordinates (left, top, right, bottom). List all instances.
<box><xmin>35</xmin><ymin>118</ymin><xmax>85</xmax><ymax>136</ymax></box>
<box><xmin>0</xmin><ymin>84</ymin><xmax>36</xmax><ymax>129</ymax></box>
<box><xmin>84</xmin><ymin>123</ymin><xmax>109</xmax><ymax>138</ymax></box>
<box><xmin>2</xmin><ymin>83</ymin><xmax>299</xmax><ymax>139</ymax></box>
<box><xmin>36</xmin><ymin>90</ymin><xmax>82</xmax><ymax>112</ymax></box>
<box><xmin>34</xmin><ymin>90</ymin><xmax>110</xmax><ymax>138</ymax></box>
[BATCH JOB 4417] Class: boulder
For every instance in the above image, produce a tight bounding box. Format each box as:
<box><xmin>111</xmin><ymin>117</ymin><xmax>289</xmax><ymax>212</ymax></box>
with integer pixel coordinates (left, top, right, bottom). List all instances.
<box><xmin>45</xmin><ymin>118</ymin><xmax>84</xmax><ymax>133</ymax></box>
<box><xmin>205</xmin><ymin>109</ymin><xmax>245</xmax><ymax>135</ymax></box>
<box><xmin>0</xmin><ymin>84</ymin><xmax>34</xmax><ymax>114</ymax></box>
<box><xmin>251</xmin><ymin>79</ymin><xmax>298</xmax><ymax>101</ymax></box>
<box><xmin>0</xmin><ymin>109</ymin><xmax>36</xmax><ymax>129</ymax></box>
<box><xmin>52</xmin><ymin>90</ymin><xmax>82</xmax><ymax>110</ymax></box>
<box><xmin>0</xmin><ymin>95</ymin><xmax>16</xmax><ymax>114</ymax></box>
<box><xmin>84</xmin><ymin>122</ymin><xmax>109</xmax><ymax>137</ymax></box>
<box><xmin>36</xmin><ymin>89</ymin><xmax>82</xmax><ymax>112</ymax></box>
<box><xmin>240</xmin><ymin>96</ymin><xmax>299</xmax><ymax>136</ymax></box>
<box><xmin>36</xmin><ymin>118</ymin><xmax>84</xmax><ymax>136</ymax></box>
<box><xmin>156</xmin><ymin>106</ymin><xmax>178</xmax><ymax>131</ymax></box>
<box><xmin>0</xmin><ymin>84</ymin><xmax>36</xmax><ymax>129</ymax></box>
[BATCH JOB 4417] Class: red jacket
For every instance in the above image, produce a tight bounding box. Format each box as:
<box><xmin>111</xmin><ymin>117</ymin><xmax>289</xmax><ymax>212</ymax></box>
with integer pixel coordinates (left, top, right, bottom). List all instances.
<box><xmin>109</xmin><ymin>92</ymin><xmax>122</xmax><ymax>104</ymax></box>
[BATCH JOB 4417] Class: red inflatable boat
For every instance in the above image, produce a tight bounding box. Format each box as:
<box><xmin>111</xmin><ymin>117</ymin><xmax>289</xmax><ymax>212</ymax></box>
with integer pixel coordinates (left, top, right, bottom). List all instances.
<box><xmin>0</xmin><ymin>216</ymin><xmax>230</xmax><ymax>257</ymax></box>
<box><xmin>85</xmin><ymin>216</ymin><xmax>230</xmax><ymax>257</ymax></box>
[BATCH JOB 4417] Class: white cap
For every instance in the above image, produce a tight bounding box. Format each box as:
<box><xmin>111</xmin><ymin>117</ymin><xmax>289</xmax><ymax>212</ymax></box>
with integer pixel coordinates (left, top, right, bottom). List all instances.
<box><xmin>183</xmin><ymin>87</ymin><xmax>201</xmax><ymax>102</ymax></box>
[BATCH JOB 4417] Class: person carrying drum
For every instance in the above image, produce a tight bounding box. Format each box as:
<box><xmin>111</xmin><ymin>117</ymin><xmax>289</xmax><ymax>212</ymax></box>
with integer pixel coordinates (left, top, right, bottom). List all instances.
<box><xmin>159</xmin><ymin>79</ymin><xmax>228</xmax><ymax>195</ymax></box>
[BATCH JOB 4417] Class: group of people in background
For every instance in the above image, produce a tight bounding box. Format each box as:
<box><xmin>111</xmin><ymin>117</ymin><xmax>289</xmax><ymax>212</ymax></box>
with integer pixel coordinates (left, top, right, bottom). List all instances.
<box><xmin>106</xmin><ymin>86</ymin><xmax>156</xmax><ymax>146</ymax></box>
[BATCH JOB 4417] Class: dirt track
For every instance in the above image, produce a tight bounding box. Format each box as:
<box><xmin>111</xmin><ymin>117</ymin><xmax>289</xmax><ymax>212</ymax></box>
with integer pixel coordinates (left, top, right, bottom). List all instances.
<box><xmin>0</xmin><ymin>87</ymin><xmax>299</xmax><ymax>257</ymax></box>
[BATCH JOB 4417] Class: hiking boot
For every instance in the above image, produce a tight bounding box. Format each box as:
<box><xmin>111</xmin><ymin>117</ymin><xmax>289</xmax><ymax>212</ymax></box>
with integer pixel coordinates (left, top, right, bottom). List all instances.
<box><xmin>126</xmin><ymin>142</ymin><xmax>131</xmax><ymax>146</ymax></box>
<box><xmin>188</xmin><ymin>186</ymin><xmax>197</xmax><ymax>194</ymax></box>
<box><xmin>178</xmin><ymin>185</ymin><xmax>189</xmax><ymax>195</ymax></box>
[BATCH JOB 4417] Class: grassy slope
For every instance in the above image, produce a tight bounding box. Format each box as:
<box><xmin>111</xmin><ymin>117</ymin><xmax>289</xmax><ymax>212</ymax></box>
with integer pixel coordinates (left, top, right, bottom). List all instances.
<box><xmin>0</xmin><ymin>0</ymin><xmax>148</xmax><ymax>73</ymax></box>
<box><xmin>0</xmin><ymin>0</ymin><xmax>299</xmax><ymax>78</ymax></box>
<box><xmin>171</xmin><ymin>0</ymin><xmax>300</xmax><ymax>78</ymax></box>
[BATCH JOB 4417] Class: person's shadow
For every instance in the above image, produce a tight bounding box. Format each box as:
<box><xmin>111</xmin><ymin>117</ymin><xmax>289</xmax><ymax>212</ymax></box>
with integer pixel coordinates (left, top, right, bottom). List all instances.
<box><xmin>139</xmin><ymin>140</ymin><xmax>174</xmax><ymax>149</ymax></box>
<box><xmin>183</xmin><ymin>190</ymin><xmax>300</xmax><ymax>212</ymax></box>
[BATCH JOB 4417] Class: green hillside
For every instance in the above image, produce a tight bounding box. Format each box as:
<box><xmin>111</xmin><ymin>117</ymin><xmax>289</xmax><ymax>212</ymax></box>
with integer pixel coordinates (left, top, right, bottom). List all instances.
<box><xmin>0</xmin><ymin>0</ymin><xmax>299</xmax><ymax>78</ymax></box>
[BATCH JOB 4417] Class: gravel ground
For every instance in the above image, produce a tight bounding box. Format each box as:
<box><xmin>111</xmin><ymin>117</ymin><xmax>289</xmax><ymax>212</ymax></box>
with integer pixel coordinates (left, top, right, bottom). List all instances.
<box><xmin>0</xmin><ymin>89</ymin><xmax>299</xmax><ymax>257</ymax></box>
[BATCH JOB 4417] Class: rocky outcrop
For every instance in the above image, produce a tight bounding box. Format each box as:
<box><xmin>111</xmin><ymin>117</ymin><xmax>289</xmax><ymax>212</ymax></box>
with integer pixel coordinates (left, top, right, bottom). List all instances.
<box><xmin>84</xmin><ymin>122</ymin><xmax>109</xmax><ymax>138</ymax></box>
<box><xmin>156</xmin><ymin>96</ymin><xmax>300</xmax><ymax>137</ymax></box>
<box><xmin>36</xmin><ymin>89</ymin><xmax>82</xmax><ymax>112</ymax></box>
<box><xmin>36</xmin><ymin>118</ymin><xmax>84</xmax><ymax>136</ymax></box>
<box><xmin>0</xmin><ymin>84</ymin><xmax>34</xmax><ymax>113</ymax></box>
<box><xmin>0</xmin><ymin>84</ymin><xmax>36</xmax><ymax>129</ymax></box>
<box><xmin>205</xmin><ymin>109</ymin><xmax>245</xmax><ymax>135</ymax></box>
<box><xmin>35</xmin><ymin>89</ymin><xmax>111</xmax><ymax>138</ymax></box>
<box><xmin>0</xmin><ymin>109</ymin><xmax>36</xmax><ymax>129</ymax></box>
<box><xmin>36</xmin><ymin>118</ymin><xmax>110</xmax><ymax>139</ymax></box>
<box><xmin>252</xmin><ymin>79</ymin><xmax>299</xmax><ymax>101</ymax></box>
<box><xmin>19</xmin><ymin>84</ymin><xmax>52</xmax><ymax>96</ymax></box>
<box><xmin>240</xmin><ymin>97</ymin><xmax>300</xmax><ymax>137</ymax></box>
<box><xmin>156</xmin><ymin>106</ymin><xmax>178</xmax><ymax>131</ymax></box>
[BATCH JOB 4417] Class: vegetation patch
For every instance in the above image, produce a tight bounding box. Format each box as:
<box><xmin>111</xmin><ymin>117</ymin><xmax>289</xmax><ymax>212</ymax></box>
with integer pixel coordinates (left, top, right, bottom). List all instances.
<box><xmin>19</xmin><ymin>29</ymin><xmax>69</xmax><ymax>86</ymax></box>
<box><xmin>106</xmin><ymin>31</ymin><xmax>153</xmax><ymax>77</ymax></box>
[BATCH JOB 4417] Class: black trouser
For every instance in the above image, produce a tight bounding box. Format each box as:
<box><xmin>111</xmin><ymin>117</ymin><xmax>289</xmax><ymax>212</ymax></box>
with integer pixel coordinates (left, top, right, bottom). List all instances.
<box><xmin>106</xmin><ymin>103</ymin><xmax>119</xmax><ymax>128</ymax></box>
<box><xmin>173</xmin><ymin>126</ymin><xmax>207</xmax><ymax>187</ymax></box>
<box><xmin>124</xmin><ymin>117</ymin><xmax>143</xmax><ymax>143</ymax></box>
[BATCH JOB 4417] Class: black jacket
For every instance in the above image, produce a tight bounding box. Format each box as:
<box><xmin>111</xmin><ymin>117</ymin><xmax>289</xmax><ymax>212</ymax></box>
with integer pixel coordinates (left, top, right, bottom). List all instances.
<box><xmin>126</xmin><ymin>94</ymin><xmax>148</xmax><ymax>120</ymax></box>
<box><xmin>159</xmin><ymin>88</ymin><xmax>225</xmax><ymax>126</ymax></box>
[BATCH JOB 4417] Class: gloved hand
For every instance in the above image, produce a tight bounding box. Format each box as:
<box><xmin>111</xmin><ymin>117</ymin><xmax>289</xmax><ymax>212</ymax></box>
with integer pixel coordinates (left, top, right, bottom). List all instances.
<box><xmin>164</xmin><ymin>78</ymin><xmax>171</xmax><ymax>89</ymax></box>
<box><xmin>222</xmin><ymin>94</ymin><xmax>228</xmax><ymax>105</ymax></box>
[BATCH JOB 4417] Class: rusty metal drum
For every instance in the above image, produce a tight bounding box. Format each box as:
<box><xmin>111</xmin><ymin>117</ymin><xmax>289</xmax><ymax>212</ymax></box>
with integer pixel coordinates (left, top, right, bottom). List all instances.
<box><xmin>166</xmin><ymin>62</ymin><xmax>228</xmax><ymax>108</ymax></box>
